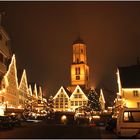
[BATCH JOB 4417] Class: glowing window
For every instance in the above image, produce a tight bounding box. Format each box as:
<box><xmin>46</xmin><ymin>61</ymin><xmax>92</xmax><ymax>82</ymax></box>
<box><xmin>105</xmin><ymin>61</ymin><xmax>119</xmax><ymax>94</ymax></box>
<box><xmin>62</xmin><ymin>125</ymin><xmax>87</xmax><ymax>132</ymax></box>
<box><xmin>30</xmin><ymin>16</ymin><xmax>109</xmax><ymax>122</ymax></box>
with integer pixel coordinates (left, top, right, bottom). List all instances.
<box><xmin>60</xmin><ymin>105</ymin><xmax>63</xmax><ymax>108</ymax></box>
<box><xmin>60</xmin><ymin>98</ymin><xmax>63</xmax><ymax>102</ymax></box>
<box><xmin>78</xmin><ymin>67</ymin><xmax>80</xmax><ymax>74</ymax></box>
<box><xmin>71</xmin><ymin>101</ymin><xmax>74</xmax><ymax>106</ymax></box>
<box><xmin>83</xmin><ymin>101</ymin><xmax>87</xmax><ymax>106</ymax></box>
<box><xmin>74</xmin><ymin>94</ymin><xmax>78</xmax><ymax>98</ymax></box>
<box><xmin>133</xmin><ymin>90</ymin><xmax>139</xmax><ymax>97</ymax></box>
<box><xmin>65</xmin><ymin>98</ymin><xmax>68</xmax><ymax>102</ymax></box>
<box><xmin>79</xmin><ymin>101</ymin><xmax>82</xmax><ymax>106</ymax></box>
<box><xmin>75</xmin><ymin>101</ymin><xmax>78</xmax><ymax>106</ymax></box>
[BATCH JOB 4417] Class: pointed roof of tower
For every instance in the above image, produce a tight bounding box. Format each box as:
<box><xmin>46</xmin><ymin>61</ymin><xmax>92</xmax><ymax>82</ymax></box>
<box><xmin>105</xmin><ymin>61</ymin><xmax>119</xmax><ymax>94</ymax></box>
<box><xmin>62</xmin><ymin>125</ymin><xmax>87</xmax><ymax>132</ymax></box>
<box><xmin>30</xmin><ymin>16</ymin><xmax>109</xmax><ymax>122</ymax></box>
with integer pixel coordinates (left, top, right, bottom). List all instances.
<box><xmin>73</xmin><ymin>36</ymin><xmax>85</xmax><ymax>45</ymax></box>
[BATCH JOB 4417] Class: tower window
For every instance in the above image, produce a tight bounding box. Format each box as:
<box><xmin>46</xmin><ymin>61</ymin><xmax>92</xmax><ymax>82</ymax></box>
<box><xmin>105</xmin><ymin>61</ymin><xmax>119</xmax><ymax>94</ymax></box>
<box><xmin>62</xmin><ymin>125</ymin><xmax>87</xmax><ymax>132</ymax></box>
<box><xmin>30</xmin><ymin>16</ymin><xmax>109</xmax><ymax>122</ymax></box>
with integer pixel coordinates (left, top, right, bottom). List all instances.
<box><xmin>81</xmin><ymin>49</ymin><xmax>83</xmax><ymax>53</ymax></box>
<box><xmin>75</xmin><ymin>67</ymin><xmax>80</xmax><ymax>75</ymax></box>
<box><xmin>78</xmin><ymin>67</ymin><xmax>80</xmax><ymax>74</ymax></box>
<box><xmin>75</xmin><ymin>68</ymin><xmax>78</xmax><ymax>75</ymax></box>
<box><xmin>76</xmin><ymin>76</ymin><xmax>80</xmax><ymax>80</ymax></box>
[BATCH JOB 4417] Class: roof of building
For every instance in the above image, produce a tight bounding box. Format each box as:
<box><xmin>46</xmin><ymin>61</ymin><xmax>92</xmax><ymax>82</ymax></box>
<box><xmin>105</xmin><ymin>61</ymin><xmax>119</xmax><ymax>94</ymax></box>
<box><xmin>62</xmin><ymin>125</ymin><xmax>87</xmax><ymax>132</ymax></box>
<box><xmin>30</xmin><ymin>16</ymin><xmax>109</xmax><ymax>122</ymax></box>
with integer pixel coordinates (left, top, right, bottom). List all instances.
<box><xmin>118</xmin><ymin>64</ymin><xmax>140</xmax><ymax>88</ymax></box>
<box><xmin>73</xmin><ymin>36</ymin><xmax>85</xmax><ymax>45</ymax></box>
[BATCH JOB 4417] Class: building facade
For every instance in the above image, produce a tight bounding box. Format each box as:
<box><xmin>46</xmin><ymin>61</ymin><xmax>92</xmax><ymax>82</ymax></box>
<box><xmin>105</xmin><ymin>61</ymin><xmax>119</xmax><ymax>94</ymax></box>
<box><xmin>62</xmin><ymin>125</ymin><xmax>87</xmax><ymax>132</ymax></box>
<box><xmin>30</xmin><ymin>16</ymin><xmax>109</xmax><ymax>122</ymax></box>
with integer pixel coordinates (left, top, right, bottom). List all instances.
<box><xmin>115</xmin><ymin>65</ymin><xmax>140</xmax><ymax>109</ymax></box>
<box><xmin>53</xmin><ymin>86</ymin><xmax>70</xmax><ymax>112</ymax></box>
<box><xmin>18</xmin><ymin>69</ymin><xmax>29</xmax><ymax>109</ymax></box>
<box><xmin>2</xmin><ymin>55</ymin><xmax>19</xmax><ymax>108</ymax></box>
<box><xmin>69</xmin><ymin>85</ymin><xmax>88</xmax><ymax>111</ymax></box>
<box><xmin>53</xmin><ymin>85</ymin><xmax>89</xmax><ymax>112</ymax></box>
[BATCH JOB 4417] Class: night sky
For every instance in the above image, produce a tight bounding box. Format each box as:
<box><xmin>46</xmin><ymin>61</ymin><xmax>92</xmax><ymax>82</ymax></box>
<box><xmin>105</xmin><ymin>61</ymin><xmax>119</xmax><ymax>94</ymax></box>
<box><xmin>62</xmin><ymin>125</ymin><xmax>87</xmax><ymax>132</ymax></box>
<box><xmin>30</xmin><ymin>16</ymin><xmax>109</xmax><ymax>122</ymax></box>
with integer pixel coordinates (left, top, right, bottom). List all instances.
<box><xmin>1</xmin><ymin>2</ymin><xmax>140</xmax><ymax>102</ymax></box>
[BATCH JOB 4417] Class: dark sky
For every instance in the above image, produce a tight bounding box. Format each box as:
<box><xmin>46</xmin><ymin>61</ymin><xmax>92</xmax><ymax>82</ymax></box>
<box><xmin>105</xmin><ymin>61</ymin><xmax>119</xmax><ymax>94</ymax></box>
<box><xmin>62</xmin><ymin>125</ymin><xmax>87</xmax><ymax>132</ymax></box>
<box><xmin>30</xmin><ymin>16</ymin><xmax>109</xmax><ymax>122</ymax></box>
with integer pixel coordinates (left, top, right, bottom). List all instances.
<box><xmin>1</xmin><ymin>1</ymin><xmax>140</xmax><ymax>100</ymax></box>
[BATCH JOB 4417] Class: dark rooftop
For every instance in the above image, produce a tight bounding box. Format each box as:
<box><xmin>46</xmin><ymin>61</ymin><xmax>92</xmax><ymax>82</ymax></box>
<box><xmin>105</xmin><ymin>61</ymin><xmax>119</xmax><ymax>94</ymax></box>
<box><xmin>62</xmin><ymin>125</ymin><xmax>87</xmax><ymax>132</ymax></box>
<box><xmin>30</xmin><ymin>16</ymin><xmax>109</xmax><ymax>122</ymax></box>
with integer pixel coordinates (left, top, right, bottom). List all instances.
<box><xmin>119</xmin><ymin>65</ymin><xmax>140</xmax><ymax>88</ymax></box>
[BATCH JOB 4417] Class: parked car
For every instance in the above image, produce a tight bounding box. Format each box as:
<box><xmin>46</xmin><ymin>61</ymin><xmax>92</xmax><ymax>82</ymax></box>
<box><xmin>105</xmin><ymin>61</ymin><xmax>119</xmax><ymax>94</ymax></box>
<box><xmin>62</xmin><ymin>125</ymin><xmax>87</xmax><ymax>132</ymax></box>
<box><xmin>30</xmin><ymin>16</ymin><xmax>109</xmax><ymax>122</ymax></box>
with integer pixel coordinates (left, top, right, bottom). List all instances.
<box><xmin>0</xmin><ymin>116</ymin><xmax>13</xmax><ymax>129</ymax></box>
<box><xmin>116</xmin><ymin>108</ymin><xmax>140</xmax><ymax>138</ymax></box>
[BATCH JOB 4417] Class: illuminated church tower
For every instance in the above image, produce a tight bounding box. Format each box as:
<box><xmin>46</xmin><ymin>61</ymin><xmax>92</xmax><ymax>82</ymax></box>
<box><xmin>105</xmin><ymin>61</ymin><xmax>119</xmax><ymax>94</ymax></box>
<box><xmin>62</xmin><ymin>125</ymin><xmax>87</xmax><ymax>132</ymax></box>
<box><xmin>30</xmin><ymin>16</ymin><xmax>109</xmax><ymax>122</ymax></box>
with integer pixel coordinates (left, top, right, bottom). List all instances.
<box><xmin>71</xmin><ymin>37</ymin><xmax>89</xmax><ymax>89</ymax></box>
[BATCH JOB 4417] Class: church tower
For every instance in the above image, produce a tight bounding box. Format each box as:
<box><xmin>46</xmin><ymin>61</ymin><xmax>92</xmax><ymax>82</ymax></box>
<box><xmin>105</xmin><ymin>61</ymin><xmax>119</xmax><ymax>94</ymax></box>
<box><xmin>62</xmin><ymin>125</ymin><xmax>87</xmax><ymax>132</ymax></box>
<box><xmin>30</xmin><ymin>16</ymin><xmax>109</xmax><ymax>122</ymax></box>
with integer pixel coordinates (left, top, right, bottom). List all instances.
<box><xmin>71</xmin><ymin>37</ymin><xmax>89</xmax><ymax>89</ymax></box>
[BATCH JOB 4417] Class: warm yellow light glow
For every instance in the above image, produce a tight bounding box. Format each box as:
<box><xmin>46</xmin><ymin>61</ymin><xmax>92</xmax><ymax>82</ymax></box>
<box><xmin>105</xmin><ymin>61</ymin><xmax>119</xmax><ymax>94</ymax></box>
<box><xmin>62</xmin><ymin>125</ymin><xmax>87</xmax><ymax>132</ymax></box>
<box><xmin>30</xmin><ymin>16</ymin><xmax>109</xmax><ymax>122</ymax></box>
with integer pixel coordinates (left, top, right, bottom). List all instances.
<box><xmin>11</xmin><ymin>112</ymin><xmax>15</xmax><ymax>115</ymax></box>
<box><xmin>0</xmin><ymin>108</ymin><xmax>4</xmax><ymax>116</ymax></box>
<box><xmin>61</xmin><ymin>115</ymin><xmax>67</xmax><ymax>124</ymax></box>
<box><xmin>116</xmin><ymin>69</ymin><xmax>122</xmax><ymax>96</ymax></box>
<box><xmin>123</xmin><ymin>88</ymin><xmax>140</xmax><ymax>91</ymax></box>
<box><xmin>92</xmin><ymin>115</ymin><xmax>100</xmax><ymax>119</ymax></box>
<box><xmin>100</xmin><ymin>89</ymin><xmax>105</xmax><ymax>103</ymax></box>
<box><xmin>53</xmin><ymin>86</ymin><xmax>70</xmax><ymax>99</ymax></box>
<box><xmin>18</xmin><ymin>105</ymin><xmax>22</xmax><ymax>109</ymax></box>
<box><xmin>4</xmin><ymin>54</ymin><xmax>18</xmax><ymax>88</ymax></box>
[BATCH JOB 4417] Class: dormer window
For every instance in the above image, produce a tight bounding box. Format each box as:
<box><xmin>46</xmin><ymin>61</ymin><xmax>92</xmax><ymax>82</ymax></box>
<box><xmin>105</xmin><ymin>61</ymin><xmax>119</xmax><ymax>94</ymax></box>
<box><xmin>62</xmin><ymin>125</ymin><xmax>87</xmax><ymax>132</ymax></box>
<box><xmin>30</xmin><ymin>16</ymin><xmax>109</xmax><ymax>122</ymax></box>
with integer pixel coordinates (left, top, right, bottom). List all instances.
<box><xmin>77</xmin><ymin>89</ymin><xmax>80</xmax><ymax>93</ymax></box>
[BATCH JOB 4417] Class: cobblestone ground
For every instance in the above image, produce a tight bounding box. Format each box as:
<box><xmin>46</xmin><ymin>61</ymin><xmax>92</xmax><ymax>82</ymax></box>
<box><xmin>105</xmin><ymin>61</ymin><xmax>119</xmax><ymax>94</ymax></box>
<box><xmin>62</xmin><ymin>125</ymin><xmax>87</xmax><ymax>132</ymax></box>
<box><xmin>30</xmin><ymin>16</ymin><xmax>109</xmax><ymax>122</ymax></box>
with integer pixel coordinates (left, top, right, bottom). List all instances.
<box><xmin>0</xmin><ymin>121</ymin><xmax>117</xmax><ymax>139</ymax></box>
